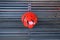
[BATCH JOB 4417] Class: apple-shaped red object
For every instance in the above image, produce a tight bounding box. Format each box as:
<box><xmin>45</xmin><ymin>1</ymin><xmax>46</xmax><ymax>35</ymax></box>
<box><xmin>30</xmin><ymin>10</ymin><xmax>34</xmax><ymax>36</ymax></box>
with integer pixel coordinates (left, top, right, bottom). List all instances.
<box><xmin>21</xmin><ymin>11</ymin><xmax>38</xmax><ymax>29</ymax></box>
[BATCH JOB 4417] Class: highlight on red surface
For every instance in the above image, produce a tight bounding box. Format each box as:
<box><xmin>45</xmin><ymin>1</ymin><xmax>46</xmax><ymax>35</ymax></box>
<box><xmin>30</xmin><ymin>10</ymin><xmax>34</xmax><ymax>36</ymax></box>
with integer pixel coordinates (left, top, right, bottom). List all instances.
<box><xmin>21</xmin><ymin>11</ymin><xmax>38</xmax><ymax>29</ymax></box>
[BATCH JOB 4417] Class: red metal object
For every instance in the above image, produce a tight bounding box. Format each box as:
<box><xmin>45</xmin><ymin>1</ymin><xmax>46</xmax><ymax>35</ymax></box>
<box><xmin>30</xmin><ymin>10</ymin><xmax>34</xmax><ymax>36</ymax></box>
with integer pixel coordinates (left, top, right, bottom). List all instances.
<box><xmin>21</xmin><ymin>11</ymin><xmax>38</xmax><ymax>29</ymax></box>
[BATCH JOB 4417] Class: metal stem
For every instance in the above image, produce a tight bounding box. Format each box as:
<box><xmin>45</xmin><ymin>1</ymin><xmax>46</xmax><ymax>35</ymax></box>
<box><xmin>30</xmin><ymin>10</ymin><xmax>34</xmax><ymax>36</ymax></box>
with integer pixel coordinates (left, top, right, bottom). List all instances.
<box><xmin>28</xmin><ymin>0</ymin><xmax>31</xmax><ymax>11</ymax></box>
<box><xmin>28</xmin><ymin>29</ymin><xmax>31</xmax><ymax>40</ymax></box>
